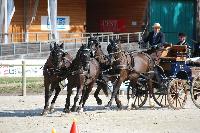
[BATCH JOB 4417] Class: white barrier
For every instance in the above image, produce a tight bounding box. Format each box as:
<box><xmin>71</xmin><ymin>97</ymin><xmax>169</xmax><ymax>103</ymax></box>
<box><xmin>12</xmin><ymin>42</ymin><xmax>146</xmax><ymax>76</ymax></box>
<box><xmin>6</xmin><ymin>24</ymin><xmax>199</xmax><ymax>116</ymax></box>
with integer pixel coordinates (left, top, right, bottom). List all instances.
<box><xmin>0</xmin><ymin>59</ymin><xmax>45</xmax><ymax>77</ymax></box>
<box><xmin>0</xmin><ymin>60</ymin><xmax>45</xmax><ymax>96</ymax></box>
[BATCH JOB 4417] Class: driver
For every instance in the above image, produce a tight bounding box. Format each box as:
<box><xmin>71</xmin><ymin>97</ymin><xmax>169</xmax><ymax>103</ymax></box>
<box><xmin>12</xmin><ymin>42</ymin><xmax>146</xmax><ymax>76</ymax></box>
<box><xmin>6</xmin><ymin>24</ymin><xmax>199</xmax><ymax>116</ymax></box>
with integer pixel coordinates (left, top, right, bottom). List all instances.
<box><xmin>143</xmin><ymin>23</ymin><xmax>165</xmax><ymax>49</ymax></box>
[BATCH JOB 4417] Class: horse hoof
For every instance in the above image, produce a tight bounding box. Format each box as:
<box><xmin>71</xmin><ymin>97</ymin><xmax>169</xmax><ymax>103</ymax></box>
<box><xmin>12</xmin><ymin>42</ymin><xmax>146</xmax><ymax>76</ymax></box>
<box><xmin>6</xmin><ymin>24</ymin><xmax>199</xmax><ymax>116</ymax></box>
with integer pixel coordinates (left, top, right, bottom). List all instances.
<box><xmin>49</xmin><ymin>104</ymin><xmax>55</xmax><ymax>113</ymax></box>
<box><xmin>63</xmin><ymin>108</ymin><xmax>70</xmax><ymax>113</ymax></box>
<box><xmin>97</xmin><ymin>99</ymin><xmax>102</xmax><ymax>105</ymax></box>
<box><xmin>78</xmin><ymin>107</ymin><xmax>84</xmax><ymax>113</ymax></box>
<box><xmin>133</xmin><ymin>105</ymin><xmax>140</xmax><ymax>110</ymax></box>
<box><xmin>117</xmin><ymin>104</ymin><xmax>123</xmax><ymax>110</ymax></box>
<box><xmin>149</xmin><ymin>98</ymin><xmax>155</xmax><ymax>108</ymax></box>
<box><xmin>70</xmin><ymin>106</ymin><xmax>77</xmax><ymax>112</ymax></box>
<box><xmin>49</xmin><ymin>107</ymin><xmax>55</xmax><ymax>113</ymax></box>
<box><xmin>104</xmin><ymin>105</ymin><xmax>111</xmax><ymax>110</ymax></box>
<box><xmin>127</xmin><ymin>105</ymin><xmax>132</xmax><ymax>111</ymax></box>
<box><xmin>41</xmin><ymin>109</ymin><xmax>49</xmax><ymax>116</ymax></box>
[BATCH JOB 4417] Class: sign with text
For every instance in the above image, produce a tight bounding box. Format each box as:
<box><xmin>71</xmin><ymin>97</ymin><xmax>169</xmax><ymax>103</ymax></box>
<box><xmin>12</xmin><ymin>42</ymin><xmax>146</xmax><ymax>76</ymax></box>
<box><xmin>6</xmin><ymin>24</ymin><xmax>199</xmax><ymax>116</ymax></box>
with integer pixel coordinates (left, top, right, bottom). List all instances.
<box><xmin>41</xmin><ymin>16</ymin><xmax>70</xmax><ymax>31</ymax></box>
<box><xmin>100</xmin><ymin>19</ymin><xmax>126</xmax><ymax>33</ymax></box>
<box><xmin>0</xmin><ymin>60</ymin><xmax>45</xmax><ymax>77</ymax></box>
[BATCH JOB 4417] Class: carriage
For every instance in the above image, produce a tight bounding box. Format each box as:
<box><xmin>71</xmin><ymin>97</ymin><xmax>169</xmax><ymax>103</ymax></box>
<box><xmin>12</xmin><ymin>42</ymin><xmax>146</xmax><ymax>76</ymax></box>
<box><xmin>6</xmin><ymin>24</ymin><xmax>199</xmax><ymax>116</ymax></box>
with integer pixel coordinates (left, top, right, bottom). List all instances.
<box><xmin>127</xmin><ymin>44</ymin><xmax>200</xmax><ymax>109</ymax></box>
<box><xmin>42</xmin><ymin>38</ymin><xmax>200</xmax><ymax>115</ymax></box>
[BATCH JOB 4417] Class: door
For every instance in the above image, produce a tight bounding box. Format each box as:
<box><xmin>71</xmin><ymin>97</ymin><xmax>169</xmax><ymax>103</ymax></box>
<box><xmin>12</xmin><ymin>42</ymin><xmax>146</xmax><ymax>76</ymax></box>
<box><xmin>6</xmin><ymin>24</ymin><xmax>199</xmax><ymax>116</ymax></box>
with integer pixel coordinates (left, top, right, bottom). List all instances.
<box><xmin>149</xmin><ymin>0</ymin><xmax>195</xmax><ymax>45</ymax></box>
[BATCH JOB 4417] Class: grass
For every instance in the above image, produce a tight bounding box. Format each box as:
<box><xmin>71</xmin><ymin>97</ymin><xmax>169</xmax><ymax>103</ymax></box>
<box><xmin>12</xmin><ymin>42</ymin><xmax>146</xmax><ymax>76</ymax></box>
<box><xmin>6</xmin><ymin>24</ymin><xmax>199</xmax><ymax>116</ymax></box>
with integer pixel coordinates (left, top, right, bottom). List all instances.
<box><xmin>0</xmin><ymin>77</ymin><xmax>44</xmax><ymax>95</ymax></box>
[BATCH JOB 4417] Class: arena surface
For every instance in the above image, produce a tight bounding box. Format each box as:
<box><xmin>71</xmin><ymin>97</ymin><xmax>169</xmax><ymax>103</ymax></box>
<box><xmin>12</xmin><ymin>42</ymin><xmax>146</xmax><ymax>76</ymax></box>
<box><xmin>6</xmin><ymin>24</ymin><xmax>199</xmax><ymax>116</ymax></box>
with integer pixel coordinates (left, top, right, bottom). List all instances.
<box><xmin>0</xmin><ymin>95</ymin><xmax>200</xmax><ymax>133</ymax></box>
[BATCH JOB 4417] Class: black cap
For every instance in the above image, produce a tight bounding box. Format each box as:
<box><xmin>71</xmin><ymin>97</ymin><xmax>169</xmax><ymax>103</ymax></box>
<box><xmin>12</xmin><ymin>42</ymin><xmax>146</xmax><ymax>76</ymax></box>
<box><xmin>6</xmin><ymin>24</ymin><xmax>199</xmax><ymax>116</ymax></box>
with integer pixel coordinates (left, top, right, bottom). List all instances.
<box><xmin>178</xmin><ymin>32</ymin><xmax>186</xmax><ymax>37</ymax></box>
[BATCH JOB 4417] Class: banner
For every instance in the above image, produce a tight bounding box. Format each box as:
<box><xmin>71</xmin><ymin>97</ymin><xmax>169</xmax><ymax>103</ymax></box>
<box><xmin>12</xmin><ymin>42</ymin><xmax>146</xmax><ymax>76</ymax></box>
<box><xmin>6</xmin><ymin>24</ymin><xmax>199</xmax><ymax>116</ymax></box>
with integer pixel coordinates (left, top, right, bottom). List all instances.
<box><xmin>48</xmin><ymin>0</ymin><xmax>57</xmax><ymax>39</ymax></box>
<box><xmin>100</xmin><ymin>19</ymin><xmax>126</xmax><ymax>33</ymax></box>
<box><xmin>0</xmin><ymin>60</ymin><xmax>45</xmax><ymax>77</ymax></box>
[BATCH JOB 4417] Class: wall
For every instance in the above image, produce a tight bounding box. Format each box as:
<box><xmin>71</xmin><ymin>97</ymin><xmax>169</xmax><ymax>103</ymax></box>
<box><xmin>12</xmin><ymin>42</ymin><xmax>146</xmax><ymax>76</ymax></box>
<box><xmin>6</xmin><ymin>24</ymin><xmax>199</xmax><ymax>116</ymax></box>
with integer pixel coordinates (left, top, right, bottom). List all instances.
<box><xmin>86</xmin><ymin>0</ymin><xmax>148</xmax><ymax>33</ymax></box>
<box><xmin>8</xmin><ymin>0</ymin><xmax>86</xmax><ymax>42</ymax></box>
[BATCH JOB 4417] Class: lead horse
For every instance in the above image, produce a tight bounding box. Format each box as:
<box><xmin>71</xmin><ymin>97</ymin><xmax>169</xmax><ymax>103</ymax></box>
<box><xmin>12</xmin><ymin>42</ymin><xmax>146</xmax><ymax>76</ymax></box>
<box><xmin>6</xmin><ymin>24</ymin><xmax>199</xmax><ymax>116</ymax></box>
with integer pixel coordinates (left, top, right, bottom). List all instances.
<box><xmin>42</xmin><ymin>42</ymin><xmax>73</xmax><ymax>115</ymax></box>
<box><xmin>63</xmin><ymin>43</ymin><xmax>100</xmax><ymax>112</ymax></box>
<box><xmin>88</xmin><ymin>37</ymin><xmax>124</xmax><ymax>106</ymax></box>
<box><xmin>105</xmin><ymin>39</ymin><xmax>155</xmax><ymax>109</ymax></box>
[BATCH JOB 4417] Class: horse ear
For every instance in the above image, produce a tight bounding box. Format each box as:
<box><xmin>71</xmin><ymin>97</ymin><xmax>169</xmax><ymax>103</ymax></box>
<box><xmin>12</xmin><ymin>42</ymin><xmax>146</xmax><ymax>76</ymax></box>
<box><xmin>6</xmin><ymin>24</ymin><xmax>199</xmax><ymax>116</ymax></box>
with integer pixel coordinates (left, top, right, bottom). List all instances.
<box><xmin>54</xmin><ymin>42</ymin><xmax>57</xmax><ymax>48</ymax></box>
<box><xmin>60</xmin><ymin>43</ymin><xmax>64</xmax><ymax>49</ymax></box>
<box><xmin>50</xmin><ymin>44</ymin><xmax>53</xmax><ymax>51</ymax></box>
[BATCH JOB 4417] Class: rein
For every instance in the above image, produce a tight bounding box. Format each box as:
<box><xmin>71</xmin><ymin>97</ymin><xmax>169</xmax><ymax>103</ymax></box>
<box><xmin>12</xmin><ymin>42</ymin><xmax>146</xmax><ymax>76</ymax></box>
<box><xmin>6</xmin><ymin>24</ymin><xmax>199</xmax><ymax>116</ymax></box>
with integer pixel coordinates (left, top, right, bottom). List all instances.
<box><xmin>108</xmin><ymin>50</ymin><xmax>122</xmax><ymax>55</ymax></box>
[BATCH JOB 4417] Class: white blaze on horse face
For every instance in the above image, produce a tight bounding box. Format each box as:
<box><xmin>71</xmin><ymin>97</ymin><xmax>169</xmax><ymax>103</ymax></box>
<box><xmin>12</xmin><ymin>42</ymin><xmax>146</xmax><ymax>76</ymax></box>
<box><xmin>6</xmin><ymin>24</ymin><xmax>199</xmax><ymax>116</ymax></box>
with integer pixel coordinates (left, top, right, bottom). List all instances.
<box><xmin>92</xmin><ymin>50</ymin><xmax>95</xmax><ymax>57</ymax></box>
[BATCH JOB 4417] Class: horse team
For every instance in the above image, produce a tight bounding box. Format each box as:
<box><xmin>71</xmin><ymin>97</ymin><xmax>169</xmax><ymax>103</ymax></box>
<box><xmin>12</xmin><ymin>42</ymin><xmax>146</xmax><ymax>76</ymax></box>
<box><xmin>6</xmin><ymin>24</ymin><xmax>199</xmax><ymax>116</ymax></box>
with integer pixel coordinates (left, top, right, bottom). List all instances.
<box><xmin>41</xmin><ymin>37</ymin><xmax>168</xmax><ymax>115</ymax></box>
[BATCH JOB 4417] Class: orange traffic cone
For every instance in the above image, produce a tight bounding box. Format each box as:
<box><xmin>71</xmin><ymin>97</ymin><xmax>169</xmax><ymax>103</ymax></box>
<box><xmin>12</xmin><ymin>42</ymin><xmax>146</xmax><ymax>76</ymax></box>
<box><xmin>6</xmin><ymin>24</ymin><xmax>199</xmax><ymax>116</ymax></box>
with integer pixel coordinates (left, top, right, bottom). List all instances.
<box><xmin>70</xmin><ymin>119</ymin><xmax>79</xmax><ymax>133</ymax></box>
<box><xmin>52</xmin><ymin>127</ymin><xmax>56</xmax><ymax>133</ymax></box>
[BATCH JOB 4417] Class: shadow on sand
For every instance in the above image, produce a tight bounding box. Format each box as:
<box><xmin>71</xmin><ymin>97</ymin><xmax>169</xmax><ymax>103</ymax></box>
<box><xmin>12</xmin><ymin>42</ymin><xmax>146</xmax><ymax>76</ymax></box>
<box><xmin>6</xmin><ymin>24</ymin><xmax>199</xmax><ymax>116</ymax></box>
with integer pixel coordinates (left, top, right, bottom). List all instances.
<box><xmin>0</xmin><ymin>105</ymin><xmax>165</xmax><ymax>117</ymax></box>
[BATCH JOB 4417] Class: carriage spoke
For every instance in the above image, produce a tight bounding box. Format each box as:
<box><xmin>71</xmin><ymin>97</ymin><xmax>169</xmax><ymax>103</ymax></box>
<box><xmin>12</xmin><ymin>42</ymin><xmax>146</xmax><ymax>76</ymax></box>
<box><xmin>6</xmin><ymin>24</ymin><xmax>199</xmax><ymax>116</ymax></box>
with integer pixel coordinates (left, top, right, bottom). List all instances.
<box><xmin>177</xmin><ymin>95</ymin><xmax>185</xmax><ymax>101</ymax></box>
<box><xmin>156</xmin><ymin>95</ymin><xmax>161</xmax><ymax>100</ymax></box>
<box><xmin>159</xmin><ymin>95</ymin><xmax>164</xmax><ymax>104</ymax></box>
<box><xmin>178</xmin><ymin>98</ymin><xmax>182</xmax><ymax>107</ymax></box>
<box><xmin>175</xmin><ymin>96</ymin><xmax>178</xmax><ymax>107</ymax></box>
<box><xmin>139</xmin><ymin>97</ymin><xmax>143</xmax><ymax>103</ymax></box>
<box><xmin>165</xmin><ymin>95</ymin><xmax>167</xmax><ymax>105</ymax></box>
<box><xmin>133</xmin><ymin>96</ymin><xmax>137</xmax><ymax>106</ymax></box>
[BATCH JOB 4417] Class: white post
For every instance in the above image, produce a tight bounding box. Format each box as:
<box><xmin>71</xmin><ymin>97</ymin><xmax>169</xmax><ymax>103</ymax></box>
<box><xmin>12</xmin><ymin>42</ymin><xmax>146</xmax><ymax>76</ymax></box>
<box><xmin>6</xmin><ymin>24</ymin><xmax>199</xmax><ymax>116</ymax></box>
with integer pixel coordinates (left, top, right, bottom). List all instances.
<box><xmin>4</xmin><ymin>0</ymin><xmax>8</xmax><ymax>44</ymax></box>
<box><xmin>22</xmin><ymin>60</ymin><xmax>26</xmax><ymax>96</ymax></box>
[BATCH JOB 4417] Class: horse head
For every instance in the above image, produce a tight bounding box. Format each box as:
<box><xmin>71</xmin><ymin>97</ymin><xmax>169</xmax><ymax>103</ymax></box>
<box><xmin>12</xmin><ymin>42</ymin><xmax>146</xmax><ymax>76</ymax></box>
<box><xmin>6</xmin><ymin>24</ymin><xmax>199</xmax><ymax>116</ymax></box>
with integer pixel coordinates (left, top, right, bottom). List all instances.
<box><xmin>107</xmin><ymin>38</ymin><xmax>122</xmax><ymax>64</ymax></box>
<box><xmin>50</xmin><ymin>42</ymin><xmax>65</xmax><ymax>69</ymax></box>
<box><xmin>77</xmin><ymin>44</ymin><xmax>92</xmax><ymax>71</ymax></box>
<box><xmin>88</xmin><ymin>36</ymin><xmax>101</xmax><ymax>57</ymax></box>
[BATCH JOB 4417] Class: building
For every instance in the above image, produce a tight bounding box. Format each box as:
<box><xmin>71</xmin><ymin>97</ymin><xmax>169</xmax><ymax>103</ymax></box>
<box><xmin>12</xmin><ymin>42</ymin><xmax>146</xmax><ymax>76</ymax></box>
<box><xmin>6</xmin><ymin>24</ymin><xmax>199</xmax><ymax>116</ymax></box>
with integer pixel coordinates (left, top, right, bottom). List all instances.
<box><xmin>1</xmin><ymin>0</ymin><xmax>200</xmax><ymax>44</ymax></box>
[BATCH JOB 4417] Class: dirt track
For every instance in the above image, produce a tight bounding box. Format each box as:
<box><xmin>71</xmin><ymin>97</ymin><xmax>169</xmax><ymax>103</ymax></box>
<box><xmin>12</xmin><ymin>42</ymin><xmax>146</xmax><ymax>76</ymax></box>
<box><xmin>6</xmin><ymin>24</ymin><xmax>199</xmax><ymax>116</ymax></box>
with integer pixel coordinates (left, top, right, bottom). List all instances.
<box><xmin>0</xmin><ymin>95</ymin><xmax>200</xmax><ymax>133</ymax></box>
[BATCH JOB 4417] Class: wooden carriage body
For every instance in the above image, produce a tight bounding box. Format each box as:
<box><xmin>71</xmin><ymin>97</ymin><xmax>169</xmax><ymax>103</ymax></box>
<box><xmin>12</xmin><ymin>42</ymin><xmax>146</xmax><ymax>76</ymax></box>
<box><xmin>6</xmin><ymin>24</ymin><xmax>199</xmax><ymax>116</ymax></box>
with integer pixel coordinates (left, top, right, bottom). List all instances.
<box><xmin>159</xmin><ymin>45</ymin><xmax>192</xmax><ymax>80</ymax></box>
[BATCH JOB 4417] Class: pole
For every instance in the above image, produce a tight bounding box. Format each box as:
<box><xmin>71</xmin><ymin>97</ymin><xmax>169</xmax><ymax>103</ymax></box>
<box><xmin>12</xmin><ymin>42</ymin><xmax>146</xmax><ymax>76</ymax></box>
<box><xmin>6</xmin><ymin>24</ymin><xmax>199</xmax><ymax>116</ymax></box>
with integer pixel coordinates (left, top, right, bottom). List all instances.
<box><xmin>4</xmin><ymin>0</ymin><xmax>8</xmax><ymax>43</ymax></box>
<box><xmin>22</xmin><ymin>60</ymin><xmax>26</xmax><ymax>96</ymax></box>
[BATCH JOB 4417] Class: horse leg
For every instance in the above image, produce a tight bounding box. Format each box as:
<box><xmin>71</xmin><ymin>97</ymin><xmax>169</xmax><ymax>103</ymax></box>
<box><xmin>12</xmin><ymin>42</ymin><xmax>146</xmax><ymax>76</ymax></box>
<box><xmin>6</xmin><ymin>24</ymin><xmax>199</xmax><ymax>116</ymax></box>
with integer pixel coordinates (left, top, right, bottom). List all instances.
<box><xmin>94</xmin><ymin>85</ymin><xmax>102</xmax><ymax>105</ymax></box>
<box><xmin>79</xmin><ymin>83</ymin><xmax>94</xmax><ymax>112</ymax></box>
<box><xmin>77</xmin><ymin>86</ymin><xmax>86</xmax><ymax>112</ymax></box>
<box><xmin>127</xmin><ymin>81</ymin><xmax>137</xmax><ymax>110</ymax></box>
<box><xmin>63</xmin><ymin>84</ymin><xmax>73</xmax><ymax>113</ymax></box>
<box><xmin>71</xmin><ymin>85</ymin><xmax>83</xmax><ymax>112</ymax></box>
<box><xmin>148</xmin><ymin>78</ymin><xmax>155</xmax><ymax>108</ymax></box>
<box><xmin>50</xmin><ymin>83</ymin><xmax>61</xmax><ymax>113</ymax></box>
<box><xmin>94</xmin><ymin>80</ymin><xmax>108</xmax><ymax>105</ymax></box>
<box><xmin>115</xmin><ymin>89</ymin><xmax>123</xmax><ymax>110</ymax></box>
<box><xmin>105</xmin><ymin>78</ymin><xmax>123</xmax><ymax>109</ymax></box>
<box><xmin>42</xmin><ymin>80</ymin><xmax>54</xmax><ymax>115</ymax></box>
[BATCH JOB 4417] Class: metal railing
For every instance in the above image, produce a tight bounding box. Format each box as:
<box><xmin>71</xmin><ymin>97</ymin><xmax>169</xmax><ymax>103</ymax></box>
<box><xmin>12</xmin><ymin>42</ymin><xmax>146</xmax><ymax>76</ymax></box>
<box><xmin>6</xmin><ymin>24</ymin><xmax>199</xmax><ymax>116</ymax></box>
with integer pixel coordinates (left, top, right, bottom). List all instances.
<box><xmin>0</xmin><ymin>32</ymin><xmax>113</xmax><ymax>44</ymax></box>
<box><xmin>0</xmin><ymin>32</ymin><xmax>142</xmax><ymax>58</ymax></box>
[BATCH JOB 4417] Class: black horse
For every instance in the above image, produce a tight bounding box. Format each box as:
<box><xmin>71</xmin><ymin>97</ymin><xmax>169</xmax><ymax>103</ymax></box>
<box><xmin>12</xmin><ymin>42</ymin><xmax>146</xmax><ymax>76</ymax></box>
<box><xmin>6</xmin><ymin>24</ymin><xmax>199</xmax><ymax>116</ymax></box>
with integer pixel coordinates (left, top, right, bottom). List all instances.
<box><xmin>63</xmin><ymin>43</ymin><xmax>101</xmax><ymax>112</ymax></box>
<box><xmin>42</xmin><ymin>42</ymin><xmax>73</xmax><ymax>115</ymax></box>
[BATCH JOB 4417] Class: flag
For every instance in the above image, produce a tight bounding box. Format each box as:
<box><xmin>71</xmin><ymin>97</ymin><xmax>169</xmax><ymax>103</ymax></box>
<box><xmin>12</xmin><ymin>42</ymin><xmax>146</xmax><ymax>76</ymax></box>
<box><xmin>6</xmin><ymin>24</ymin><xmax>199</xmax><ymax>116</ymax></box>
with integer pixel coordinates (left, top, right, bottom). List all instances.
<box><xmin>48</xmin><ymin>0</ymin><xmax>57</xmax><ymax>40</ymax></box>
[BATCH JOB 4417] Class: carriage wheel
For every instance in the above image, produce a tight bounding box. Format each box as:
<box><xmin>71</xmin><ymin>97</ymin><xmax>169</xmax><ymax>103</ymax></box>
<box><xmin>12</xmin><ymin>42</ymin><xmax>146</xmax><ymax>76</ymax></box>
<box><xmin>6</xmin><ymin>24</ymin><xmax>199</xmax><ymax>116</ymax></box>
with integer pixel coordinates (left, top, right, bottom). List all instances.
<box><xmin>152</xmin><ymin>79</ymin><xmax>169</xmax><ymax>107</ymax></box>
<box><xmin>191</xmin><ymin>74</ymin><xmax>200</xmax><ymax>109</ymax></box>
<box><xmin>127</xmin><ymin>83</ymin><xmax>148</xmax><ymax>109</ymax></box>
<box><xmin>167</xmin><ymin>79</ymin><xmax>188</xmax><ymax>110</ymax></box>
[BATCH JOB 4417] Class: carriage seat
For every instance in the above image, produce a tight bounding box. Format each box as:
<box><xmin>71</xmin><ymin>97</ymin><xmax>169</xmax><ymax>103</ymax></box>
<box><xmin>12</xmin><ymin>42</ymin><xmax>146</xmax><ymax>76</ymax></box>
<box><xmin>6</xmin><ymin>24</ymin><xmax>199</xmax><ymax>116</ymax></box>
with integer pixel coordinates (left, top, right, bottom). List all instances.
<box><xmin>160</xmin><ymin>45</ymin><xmax>187</xmax><ymax>61</ymax></box>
